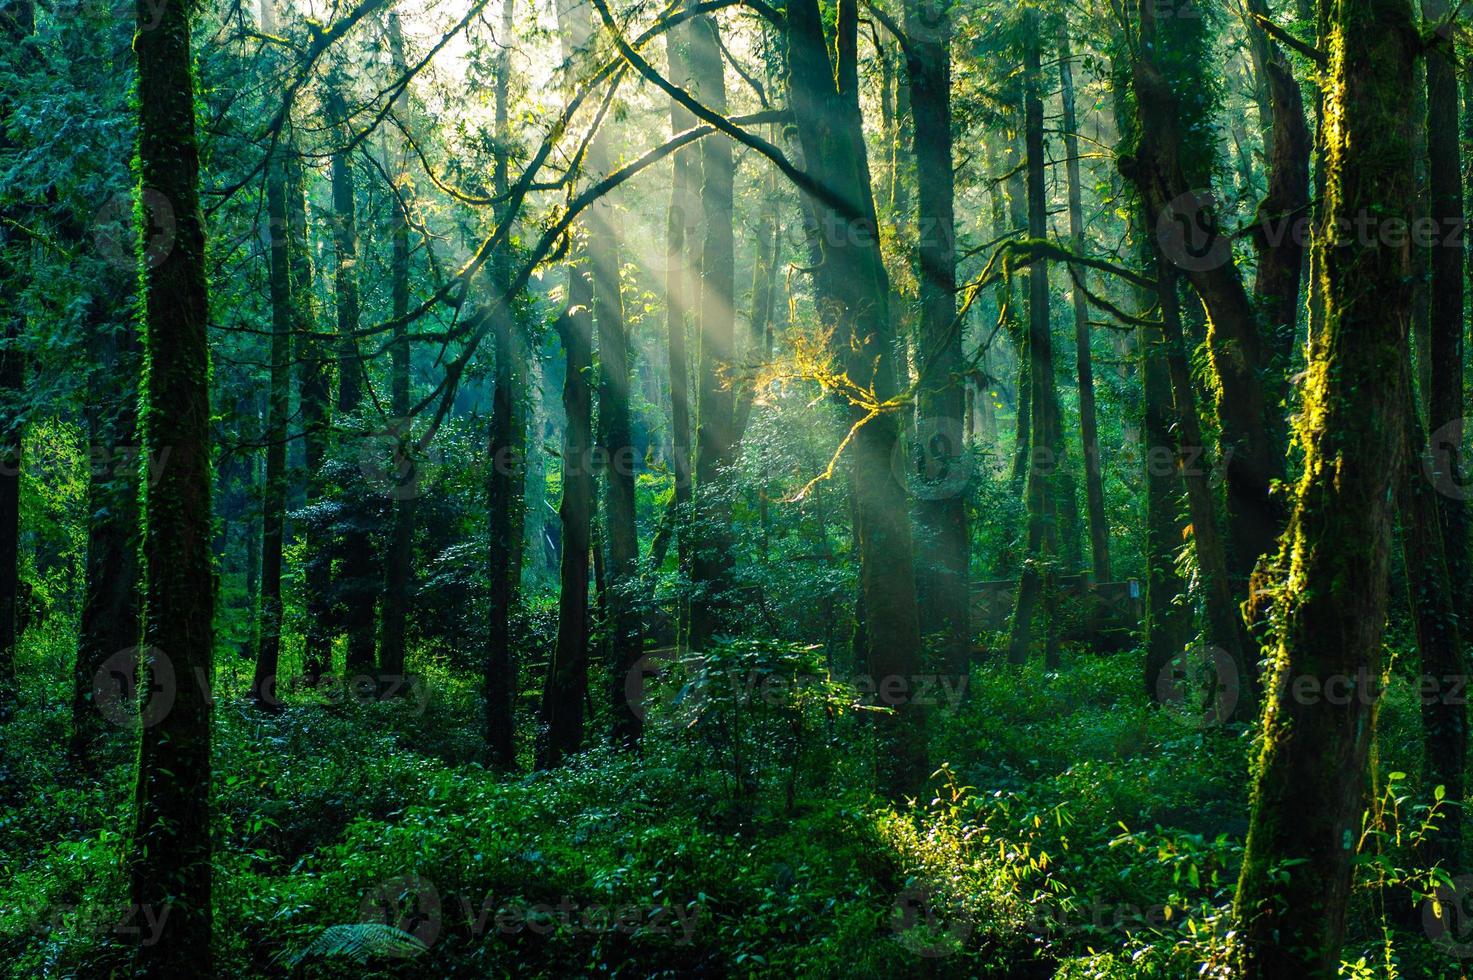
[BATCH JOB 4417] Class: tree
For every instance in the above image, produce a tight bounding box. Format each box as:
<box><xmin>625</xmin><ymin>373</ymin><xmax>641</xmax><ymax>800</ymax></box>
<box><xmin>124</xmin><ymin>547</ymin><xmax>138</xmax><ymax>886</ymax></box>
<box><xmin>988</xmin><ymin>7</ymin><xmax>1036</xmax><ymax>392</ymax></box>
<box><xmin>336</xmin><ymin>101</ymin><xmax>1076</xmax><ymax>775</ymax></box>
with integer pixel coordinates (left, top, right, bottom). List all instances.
<box><xmin>1234</xmin><ymin>0</ymin><xmax>1418</xmax><ymax>969</ymax></box>
<box><xmin>130</xmin><ymin>0</ymin><xmax>215</xmax><ymax>966</ymax></box>
<box><xmin>904</xmin><ymin>0</ymin><xmax>969</xmax><ymax>681</ymax></box>
<box><xmin>784</xmin><ymin>0</ymin><xmax>926</xmax><ymax>796</ymax></box>
<box><xmin>485</xmin><ymin>0</ymin><xmax>527</xmax><ymax>767</ymax></box>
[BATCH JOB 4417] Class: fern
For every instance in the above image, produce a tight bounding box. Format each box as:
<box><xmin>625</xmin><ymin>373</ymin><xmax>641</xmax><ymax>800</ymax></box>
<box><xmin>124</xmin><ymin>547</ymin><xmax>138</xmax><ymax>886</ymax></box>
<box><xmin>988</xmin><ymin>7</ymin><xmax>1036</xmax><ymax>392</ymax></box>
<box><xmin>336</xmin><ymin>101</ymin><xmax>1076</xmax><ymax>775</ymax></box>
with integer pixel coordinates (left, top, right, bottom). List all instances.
<box><xmin>287</xmin><ymin>923</ymin><xmax>429</xmax><ymax>966</ymax></box>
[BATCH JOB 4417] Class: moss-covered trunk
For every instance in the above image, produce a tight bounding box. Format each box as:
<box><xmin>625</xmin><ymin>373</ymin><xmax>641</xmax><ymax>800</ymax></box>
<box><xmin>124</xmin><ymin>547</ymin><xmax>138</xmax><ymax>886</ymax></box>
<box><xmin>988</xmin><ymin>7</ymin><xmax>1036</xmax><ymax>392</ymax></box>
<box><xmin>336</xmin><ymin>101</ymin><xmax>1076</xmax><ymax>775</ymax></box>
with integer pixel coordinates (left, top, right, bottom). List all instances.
<box><xmin>786</xmin><ymin>0</ymin><xmax>925</xmax><ymax>797</ymax></box>
<box><xmin>1233</xmin><ymin>0</ymin><xmax>1417</xmax><ymax>969</ymax></box>
<box><xmin>130</xmin><ymin>0</ymin><xmax>214</xmax><ymax>965</ymax></box>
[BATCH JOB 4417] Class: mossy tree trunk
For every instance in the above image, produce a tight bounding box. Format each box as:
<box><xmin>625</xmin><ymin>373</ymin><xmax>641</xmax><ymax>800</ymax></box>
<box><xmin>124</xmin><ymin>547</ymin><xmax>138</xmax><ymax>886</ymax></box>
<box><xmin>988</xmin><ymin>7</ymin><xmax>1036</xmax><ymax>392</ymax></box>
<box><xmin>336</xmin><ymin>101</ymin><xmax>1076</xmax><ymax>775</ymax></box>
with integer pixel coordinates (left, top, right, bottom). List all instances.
<box><xmin>1233</xmin><ymin>0</ymin><xmax>1417</xmax><ymax>969</ymax></box>
<box><xmin>1058</xmin><ymin>24</ymin><xmax>1111</xmax><ymax>584</ymax></box>
<box><xmin>130</xmin><ymin>0</ymin><xmax>214</xmax><ymax>965</ymax></box>
<box><xmin>380</xmin><ymin>12</ymin><xmax>416</xmax><ymax>687</ymax></box>
<box><xmin>786</xmin><ymin>0</ymin><xmax>926</xmax><ymax>798</ymax></box>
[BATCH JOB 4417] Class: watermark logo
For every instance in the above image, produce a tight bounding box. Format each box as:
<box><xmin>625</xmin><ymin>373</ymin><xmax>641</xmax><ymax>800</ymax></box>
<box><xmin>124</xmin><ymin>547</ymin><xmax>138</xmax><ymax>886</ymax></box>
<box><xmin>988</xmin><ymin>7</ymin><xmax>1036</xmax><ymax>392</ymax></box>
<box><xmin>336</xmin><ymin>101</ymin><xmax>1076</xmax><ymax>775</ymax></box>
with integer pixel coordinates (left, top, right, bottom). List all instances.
<box><xmin>902</xmin><ymin>416</ymin><xmax>972</xmax><ymax>501</ymax></box>
<box><xmin>625</xmin><ymin>647</ymin><xmax>709</xmax><ymax>727</ymax></box>
<box><xmin>1424</xmin><ymin>874</ymin><xmax>1473</xmax><ymax>957</ymax></box>
<box><xmin>891</xmin><ymin>884</ymin><xmax>974</xmax><ymax>957</ymax></box>
<box><xmin>1153</xmin><ymin>644</ymin><xmax>1239</xmax><ymax>729</ymax></box>
<box><xmin>93</xmin><ymin>646</ymin><xmax>175</xmax><ymax>729</ymax></box>
<box><xmin>93</xmin><ymin>188</ymin><xmax>176</xmax><ymax>271</ymax></box>
<box><xmin>359</xmin><ymin>874</ymin><xmax>443</xmax><ymax>952</ymax></box>
<box><xmin>1156</xmin><ymin>190</ymin><xmax>1232</xmax><ymax>273</ymax></box>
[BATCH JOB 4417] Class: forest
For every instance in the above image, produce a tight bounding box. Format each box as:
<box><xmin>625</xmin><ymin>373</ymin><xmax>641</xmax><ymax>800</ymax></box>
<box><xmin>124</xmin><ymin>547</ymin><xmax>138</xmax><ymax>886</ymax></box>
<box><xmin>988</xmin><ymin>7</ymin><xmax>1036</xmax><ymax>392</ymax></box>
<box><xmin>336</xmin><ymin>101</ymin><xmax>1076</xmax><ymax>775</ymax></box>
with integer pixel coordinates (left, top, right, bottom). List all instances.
<box><xmin>0</xmin><ymin>0</ymin><xmax>1469</xmax><ymax>974</ymax></box>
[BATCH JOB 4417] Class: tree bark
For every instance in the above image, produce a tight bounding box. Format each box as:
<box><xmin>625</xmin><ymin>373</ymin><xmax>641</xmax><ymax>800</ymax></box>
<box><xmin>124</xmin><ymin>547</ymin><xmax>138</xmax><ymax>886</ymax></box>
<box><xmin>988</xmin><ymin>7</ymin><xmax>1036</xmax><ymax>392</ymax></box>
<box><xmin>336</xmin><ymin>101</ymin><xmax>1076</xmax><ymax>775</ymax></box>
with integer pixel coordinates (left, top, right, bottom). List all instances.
<box><xmin>786</xmin><ymin>0</ymin><xmax>926</xmax><ymax>797</ymax></box>
<box><xmin>0</xmin><ymin>0</ymin><xmax>31</xmax><ymax>722</ymax></box>
<box><xmin>291</xmin><ymin>156</ymin><xmax>332</xmax><ymax>686</ymax></box>
<box><xmin>484</xmin><ymin>0</ymin><xmax>525</xmax><ymax>767</ymax></box>
<box><xmin>130</xmin><ymin>0</ymin><xmax>214</xmax><ymax>965</ymax></box>
<box><xmin>1006</xmin><ymin>21</ymin><xmax>1060</xmax><ymax>668</ymax></box>
<box><xmin>1058</xmin><ymin>24</ymin><xmax>1111</xmax><ymax>583</ymax></box>
<box><xmin>538</xmin><ymin>0</ymin><xmax>598</xmax><ymax>767</ymax></box>
<box><xmin>330</xmin><ymin>137</ymin><xmax>377</xmax><ymax>676</ymax></box>
<box><xmin>251</xmin><ymin>146</ymin><xmax>292</xmax><ymax>709</ymax></box>
<box><xmin>1233</xmin><ymin>0</ymin><xmax>1417</xmax><ymax>968</ymax></box>
<box><xmin>904</xmin><ymin>0</ymin><xmax>968</xmax><ymax>680</ymax></box>
<box><xmin>1397</xmin><ymin>361</ymin><xmax>1466</xmax><ymax>873</ymax></box>
<box><xmin>71</xmin><ymin>297</ymin><xmax>141</xmax><ymax>768</ymax></box>
<box><xmin>686</xmin><ymin>12</ymin><xmax>737</xmax><ymax>652</ymax></box>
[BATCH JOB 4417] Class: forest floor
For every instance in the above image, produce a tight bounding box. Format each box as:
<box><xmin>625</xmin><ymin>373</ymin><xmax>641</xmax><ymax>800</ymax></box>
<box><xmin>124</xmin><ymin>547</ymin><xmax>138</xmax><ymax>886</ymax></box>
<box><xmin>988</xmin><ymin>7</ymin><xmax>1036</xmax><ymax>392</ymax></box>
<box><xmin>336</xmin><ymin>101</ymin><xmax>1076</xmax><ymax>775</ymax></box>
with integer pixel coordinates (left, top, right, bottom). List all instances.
<box><xmin>0</xmin><ymin>608</ymin><xmax>1462</xmax><ymax>978</ymax></box>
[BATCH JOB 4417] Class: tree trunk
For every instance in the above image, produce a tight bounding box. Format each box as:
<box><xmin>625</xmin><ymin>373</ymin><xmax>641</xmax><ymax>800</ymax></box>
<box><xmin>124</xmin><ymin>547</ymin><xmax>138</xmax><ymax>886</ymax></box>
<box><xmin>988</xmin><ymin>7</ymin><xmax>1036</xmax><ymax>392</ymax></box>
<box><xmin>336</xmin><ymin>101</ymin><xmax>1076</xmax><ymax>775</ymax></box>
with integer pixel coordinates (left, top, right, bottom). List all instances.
<box><xmin>786</xmin><ymin>0</ymin><xmax>926</xmax><ymax>798</ymax></box>
<box><xmin>1157</xmin><ymin>259</ymin><xmax>1253</xmax><ymax>720</ymax></box>
<box><xmin>1006</xmin><ymin>21</ymin><xmax>1060</xmax><ymax>668</ymax></box>
<box><xmin>484</xmin><ymin>0</ymin><xmax>524</xmax><ymax>767</ymax></box>
<box><xmin>1125</xmin><ymin>0</ymin><xmax>1283</xmax><ymax>592</ymax></box>
<box><xmin>686</xmin><ymin>12</ymin><xmax>737</xmax><ymax>651</ymax></box>
<box><xmin>1397</xmin><ymin>361</ymin><xmax>1466</xmax><ymax>873</ymax></box>
<box><xmin>1233</xmin><ymin>0</ymin><xmax>1417</xmax><ymax>969</ymax></box>
<box><xmin>904</xmin><ymin>0</ymin><xmax>968</xmax><ymax>681</ymax></box>
<box><xmin>291</xmin><ymin>157</ymin><xmax>332</xmax><ymax>686</ymax></box>
<box><xmin>1058</xmin><ymin>24</ymin><xmax>1111</xmax><ymax>583</ymax></box>
<box><xmin>0</xmin><ymin>0</ymin><xmax>30</xmax><ymax>723</ymax></box>
<box><xmin>379</xmin><ymin>12</ymin><xmax>416</xmax><ymax>687</ymax></box>
<box><xmin>251</xmin><ymin>147</ymin><xmax>292</xmax><ymax>708</ymax></box>
<box><xmin>538</xmin><ymin>0</ymin><xmax>598</xmax><ymax>767</ymax></box>
<box><xmin>330</xmin><ymin>138</ymin><xmax>377</xmax><ymax>676</ymax></box>
<box><xmin>1423</xmin><ymin>0</ymin><xmax>1469</xmax><ymax>623</ymax></box>
<box><xmin>130</xmin><ymin>0</ymin><xmax>214</xmax><ymax>965</ymax></box>
<box><xmin>662</xmin><ymin>23</ymin><xmax>697</xmax><ymax>649</ymax></box>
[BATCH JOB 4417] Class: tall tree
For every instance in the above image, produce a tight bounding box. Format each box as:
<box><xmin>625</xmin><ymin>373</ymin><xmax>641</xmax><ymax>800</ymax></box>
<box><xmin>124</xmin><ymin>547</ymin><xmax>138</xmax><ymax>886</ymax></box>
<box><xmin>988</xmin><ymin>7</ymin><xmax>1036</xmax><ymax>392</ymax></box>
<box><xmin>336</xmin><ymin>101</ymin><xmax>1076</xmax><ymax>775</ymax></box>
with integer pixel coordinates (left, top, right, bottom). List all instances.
<box><xmin>250</xmin><ymin>141</ymin><xmax>292</xmax><ymax>709</ymax></box>
<box><xmin>657</xmin><ymin>21</ymin><xmax>698</xmax><ymax>647</ymax></box>
<box><xmin>538</xmin><ymin>0</ymin><xmax>599</xmax><ymax>767</ymax></box>
<box><xmin>1006</xmin><ymin>20</ymin><xmax>1061</xmax><ymax>668</ymax></box>
<box><xmin>1057</xmin><ymin>24</ymin><xmax>1110</xmax><ymax>583</ymax></box>
<box><xmin>0</xmin><ymin>0</ymin><xmax>29</xmax><ymax>722</ymax></box>
<box><xmin>785</xmin><ymin>0</ymin><xmax>926</xmax><ymax>796</ymax></box>
<box><xmin>1233</xmin><ymin>0</ymin><xmax>1418</xmax><ymax>969</ymax></box>
<box><xmin>130</xmin><ymin>0</ymin><xmax>214</xmax><ymax>964</ymax></box>
<box><xmin>686</xmin><ymin>11</ymin><xmax>737</xmax><ymax>652</ymax></box>
<box><xmin>485</xmin><ymin>0</ymin><xmax>526</xmax><ymax>766</ymax></box>
<box><xmin>71</xmin><ymin>294</ymin><xmax>141</xmax><ymax>767</ymax></box>
<box><xmin>330</xmin><ymin>114</ymin><xmax>377</xmax><ymax>676</ymax></box>
<box><xmin>587</xmin><ymin>15</ymin><xmax>644</xmax><ymax>745</ymax></box>
<box><xmin>904</xmin><ymin>0</ymin><xmax>968</xmax><ymax>680</ymax></box>
<box><xmin>379</xmin><ymin>11</ymin><xmax>416</xmax><ymax>685</ymax></box>
<box><xmin>291</xmin><ymin>155</ymin><xmax>333</xmax><ymax>685</ymax></box>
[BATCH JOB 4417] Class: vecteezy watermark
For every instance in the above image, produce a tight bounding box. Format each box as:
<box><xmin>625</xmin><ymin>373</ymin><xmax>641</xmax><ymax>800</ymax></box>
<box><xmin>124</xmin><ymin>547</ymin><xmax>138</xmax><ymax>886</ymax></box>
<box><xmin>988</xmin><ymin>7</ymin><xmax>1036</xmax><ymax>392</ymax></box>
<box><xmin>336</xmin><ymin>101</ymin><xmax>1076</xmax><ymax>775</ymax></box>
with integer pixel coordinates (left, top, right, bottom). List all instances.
<box><xmin>1287</xmin><ymin>668</ymin><xmax>1468</xmax><ymax>707</ymax></box>
<box><xmin>1424</xmin><ymin>874</ymin><xmax>1473</xmax><ymax>958</ymax></box>
<box><xmin>890</xmin><ymin>884</ymin><xmax>974</xmax><ymax>958</ymax></box>
<box><xmin>898</xmin><ymin>416</ymin><xmax>973</xmax><ymax>501</ymax></box>
<box><xmin>22</xmin><ymin>900</ymin><xmax>172</xmax><ymax>946</ymax></box>
<box><xmin>1156</xmin><ymin>188</ymin><xmax>1465</xmax><ymax>273</ymax></box>
<box><xmin>93</xmin><ymin>646</ymin><xmax>176</xmax><ymax>729</ymax></box>
<box><xmin>0</xmin><ymin>444</ymin><xmax>172</xmax><ymax>488</ymax></box>
<box><xmin>357</xmin><ymin>419</ymin><xmax>442</xmax><ymax>501</ymax></box>
<box><xmin>359</xmin><ymin>876</ymin><xmax>701</xmax><ymax>950</ymax></box>
<box><xmin>92</xmin><ymin>189</ymin><xmax>176</xmax><ymax>271</ymax></box>
<box><xmin>92</xmin><ymin>647</ymin><xmax>431</xmax><ymax>726</ymax></box>
<box><xmin>625</xmin><ymin>657</ymin><xmax>969</xmax><ymax>729</ymax></box>
<box><xmin>1152</xmin><ymin>644</ymin><xmax>1240</xmax><ymax>729</ymax></box>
